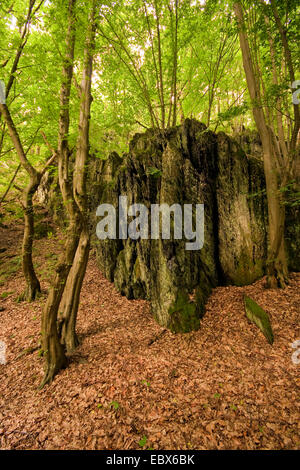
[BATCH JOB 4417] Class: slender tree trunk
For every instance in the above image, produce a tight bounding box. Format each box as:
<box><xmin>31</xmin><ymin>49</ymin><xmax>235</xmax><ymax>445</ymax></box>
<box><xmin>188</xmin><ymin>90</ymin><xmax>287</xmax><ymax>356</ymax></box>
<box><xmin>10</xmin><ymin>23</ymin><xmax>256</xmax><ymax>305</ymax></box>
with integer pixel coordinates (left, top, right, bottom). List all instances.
<box><xmin>0</xmin><ymin>1</ymin><xmax>47</xmax><ymax>300</ymax></box>
<box><xmin>58</xmin><ymin>226</ymin><xmax>90</xmax><ymax>352</ymax></box>
<box><xmin>58</xmin><ymin>1</ymin><xmax>96</xmax><ymax>354</ymax></box>
<box><xmin>40</xmin><ymin>0</ymin><xmax>77</xmax><ymax>386</ymax></box>
<box><xmin>234</xmin><ymin>1</ymin><xmax>288</xmax><ymax>288</ymax></box>
<box><xmin>270</xmin><ymin>0</ymin><xmax>300</xmax><ymax>155</ymax></box>
<box><xmin>154</xmin><ymin>0</ymin><xmax>165</xmax><ymax>128</ymax></box>
<box><xmin>0</xmin><ymin>163</ymin><xmax>21</xmax><ymax>206</ymax></box>
<box><xmin>171</xmin><ymin>0</ymin><xmax>178</xmax><ymax>127</ymax></box>
<box><xmin>267</xmin><ymin>22</ymin><xmax>288</xmax><ymax>162</ymax></box>
<box><xmin>41</xmin><ymin>218</ymin><xmax>84</xmax><ymax>384</ymax></box>
<box><xmin>41</xmin><ymin>0</ymin><xmax>96</xmax><ymax>386</ymax></box>
<box><xmin>207</xmin><ymin>93</ymin><xmax>214</xmax><ymax>128</ymax></box>
<box><xmin>166</xmin><ymin>0</ymin><xmax>178</xmax><ymax>128</ymax></box>
<box><xmin>0</xmin><ymin>103</ymin><xmax>51</xmax><ymax>300</ymax></box>
<box><xmin>40</xmin><ymin>216</ymin><xmax>81</xmax><ymax>387</ymax></box>
<box><xmin>21</xmin><ymin>177</ymin><xmax>41</xmax><ymax>300</ymax></box>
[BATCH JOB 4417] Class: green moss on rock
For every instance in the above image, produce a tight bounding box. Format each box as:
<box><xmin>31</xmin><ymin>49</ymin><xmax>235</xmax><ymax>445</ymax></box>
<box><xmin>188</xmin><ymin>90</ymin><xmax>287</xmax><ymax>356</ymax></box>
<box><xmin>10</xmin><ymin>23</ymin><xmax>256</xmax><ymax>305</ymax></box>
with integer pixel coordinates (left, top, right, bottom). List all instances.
<box><xmin>168</xmin><ymin>291</ymin><xmax>200</xmax><ymax>333</ymax></box>
<box><xmin>244</xmin><ymin>295</ymin><xmax>274</xmax><ymax>344</ymax></box>
<box><xmin>233</xmin><ymin>249</ymin><xmax>264</xmax><ymax>286</ymax></box>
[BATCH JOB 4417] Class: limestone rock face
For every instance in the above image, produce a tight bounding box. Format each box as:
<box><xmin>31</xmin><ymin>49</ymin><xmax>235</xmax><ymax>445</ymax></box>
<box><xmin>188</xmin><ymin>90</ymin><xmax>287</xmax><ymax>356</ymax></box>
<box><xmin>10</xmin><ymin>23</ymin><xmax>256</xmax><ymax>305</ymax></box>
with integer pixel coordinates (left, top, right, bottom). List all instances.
<box><xmin>90</xmin><ymin>119</ymin><xmax>299</xmax><ymax>333</ymax></box>
<box><xmin>92</xmin><ymin>120</ymin><xmax>219</xmax><ymax>332</ymax></box>
<box><xmin>216</xmin><ymin>132</ymin><xmax>267</xmax><ymax>285</ymax></box>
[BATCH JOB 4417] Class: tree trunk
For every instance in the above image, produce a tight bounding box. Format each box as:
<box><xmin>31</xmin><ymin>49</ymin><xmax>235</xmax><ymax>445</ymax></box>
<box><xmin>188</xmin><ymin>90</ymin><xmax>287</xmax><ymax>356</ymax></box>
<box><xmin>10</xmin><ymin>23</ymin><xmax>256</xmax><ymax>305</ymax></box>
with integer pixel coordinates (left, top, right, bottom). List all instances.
<box><xmin>40</xmin><ymin>0</ymin><xmax>77</xmax><ymax>386</ymax></box>
<box><xmin>21</xmin><ymin>178</ymin><xmax>41</xmax><ymax>301</ymax></box>
<box><xmin>40</xmin><ymin>217</ymin><xmax>81</xmax><ymax>387</ymax></box>
<box><xmin>57</xmin><ymin>0</ymin><xmax>96</xmax><ymax>354</ymax></box>
<box><xmin>41</xmin><ymin>0</ymin><xmax>96</xmax><ymax>386</ymax></box>
<box><xmin>234</xmin><ymin>1</ymin><xmax>288</xmax><ymax>288</ymax></box>
<box><xmin>0</xmin><ymin>102</ymin><xmax>44</xmax><ymax>300</ymax></box>
<box><xmin>0</xmin><ymin>164</ymin><xmax>21</xmax><ymax>206</ymax></box>
<box><xmin>154</xmin><ymin>0</ymin><xmax>165</xmax><ymax>128</ymax></box>
<box><xmin>58</xmin><ymin>227</ymin><xmax>90</xmax><ymax>352</ymax></box>
<box><xmin>270</xmin><ymin>0</ymin><xmax>300</xmax><ymax>155</ymax></box>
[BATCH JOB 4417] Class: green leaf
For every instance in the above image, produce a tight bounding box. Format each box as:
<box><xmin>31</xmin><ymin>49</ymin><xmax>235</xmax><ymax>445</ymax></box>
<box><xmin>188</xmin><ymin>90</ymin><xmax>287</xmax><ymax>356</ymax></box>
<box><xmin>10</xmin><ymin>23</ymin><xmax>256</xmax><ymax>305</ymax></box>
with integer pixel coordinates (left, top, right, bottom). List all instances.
<box><xmin>109</xmin><ymin>400</ymin><xmax>119</xmax><ymax>410</ymax></box>
<box><xmin>146</xmin><ymin>167</ymin><xmax>162</xmax><ymax>178</ymax></box>
<box><xmin>139</xmin><ymin>435</ymin><xmax>147</xmax><ymax>447</ymax></box>
<box><xmin>141</xmin><ymin>379</ymin><xmax>150</xmax><ymax>387</ymax></box>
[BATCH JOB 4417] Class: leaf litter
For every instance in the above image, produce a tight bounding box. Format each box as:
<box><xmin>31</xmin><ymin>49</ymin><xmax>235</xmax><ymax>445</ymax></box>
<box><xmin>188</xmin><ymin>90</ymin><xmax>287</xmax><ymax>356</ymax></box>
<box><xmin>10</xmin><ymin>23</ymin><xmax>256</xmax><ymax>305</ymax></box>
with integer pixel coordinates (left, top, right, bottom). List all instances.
<box><xmin>0</xmin><ymin>223</ymin><xmax>299</xmax><ymax>450</ymax></box>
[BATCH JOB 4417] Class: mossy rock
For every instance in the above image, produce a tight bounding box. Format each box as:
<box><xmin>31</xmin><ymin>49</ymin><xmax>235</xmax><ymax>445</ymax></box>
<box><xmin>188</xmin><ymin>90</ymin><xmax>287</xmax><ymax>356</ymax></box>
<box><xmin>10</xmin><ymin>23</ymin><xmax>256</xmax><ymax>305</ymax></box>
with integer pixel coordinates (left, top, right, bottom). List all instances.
<box><xmin>92</xmin><ymin>119</ymin><xmax>298</xmax><ymax>334</ymax></box>
<box><xmin>244</xmin><ymin>295</ymin><xmax>274</xmax><ymax>344</ymax></box>
<box><xmin>168</xmin><ymin>290</ymin><xmax>200</xmax><ymax>333</ymax></box>
<box><xmin>234</xmin><ymin>250</ymin><xmax>265</xmax><ymax>286</ymax></box>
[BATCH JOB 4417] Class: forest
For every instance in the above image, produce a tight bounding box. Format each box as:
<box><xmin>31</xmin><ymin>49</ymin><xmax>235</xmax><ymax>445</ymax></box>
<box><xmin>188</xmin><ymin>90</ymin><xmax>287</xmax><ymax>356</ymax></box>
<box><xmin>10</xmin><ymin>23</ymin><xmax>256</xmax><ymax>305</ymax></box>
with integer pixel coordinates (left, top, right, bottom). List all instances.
<box><xmin>0</xmin><ymin>0</ymin><xmax>299</xmax><ymax>452</ymax></box>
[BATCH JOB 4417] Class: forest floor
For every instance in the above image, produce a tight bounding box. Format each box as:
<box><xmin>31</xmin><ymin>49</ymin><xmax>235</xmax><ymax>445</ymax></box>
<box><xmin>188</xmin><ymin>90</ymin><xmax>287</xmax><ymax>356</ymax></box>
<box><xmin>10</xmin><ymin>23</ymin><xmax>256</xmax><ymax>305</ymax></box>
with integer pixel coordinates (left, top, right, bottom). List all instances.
<box><xmin>0</xmin><ymin>214</ymin><xmax>299</xmax><ymax>450</ymax></box>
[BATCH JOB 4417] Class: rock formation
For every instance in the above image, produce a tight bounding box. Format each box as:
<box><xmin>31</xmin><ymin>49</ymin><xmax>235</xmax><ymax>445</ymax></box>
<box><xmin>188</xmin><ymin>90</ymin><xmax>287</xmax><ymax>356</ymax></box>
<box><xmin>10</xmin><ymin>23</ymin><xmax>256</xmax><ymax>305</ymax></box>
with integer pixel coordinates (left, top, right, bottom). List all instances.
<box><xmin>89</xmin><ymin>119</ymin><xmax>299</xmax><ymax>333</ymax></box>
